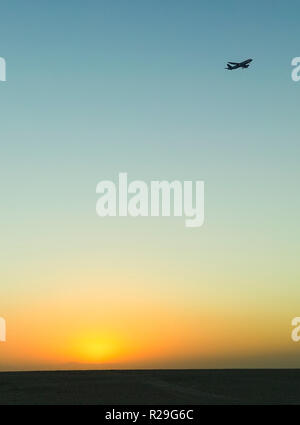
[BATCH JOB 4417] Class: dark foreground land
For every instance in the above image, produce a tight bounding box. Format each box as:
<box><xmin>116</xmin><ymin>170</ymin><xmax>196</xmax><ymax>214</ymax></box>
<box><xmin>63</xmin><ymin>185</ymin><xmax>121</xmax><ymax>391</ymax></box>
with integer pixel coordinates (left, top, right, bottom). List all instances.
<box><xmin>0</xmin><ymin>369</ymin><xmax>300</xmax><ymax>405</ymax></box>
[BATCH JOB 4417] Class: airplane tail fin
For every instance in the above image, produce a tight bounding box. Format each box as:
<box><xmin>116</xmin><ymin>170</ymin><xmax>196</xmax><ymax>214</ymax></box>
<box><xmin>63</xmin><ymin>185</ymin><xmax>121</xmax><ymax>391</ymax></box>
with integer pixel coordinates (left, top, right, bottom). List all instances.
<box><xmin>226</xmin><ymin>64</ymin><xmax>233</xmax><ymax>70</ymax></box>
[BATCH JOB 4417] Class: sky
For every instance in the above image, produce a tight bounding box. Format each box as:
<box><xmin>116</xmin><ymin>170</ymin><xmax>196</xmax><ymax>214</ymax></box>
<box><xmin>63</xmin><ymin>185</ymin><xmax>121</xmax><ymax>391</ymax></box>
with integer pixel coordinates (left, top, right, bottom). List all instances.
<box><xmin>1</xmin><ymin>0</ymin><xmax>300</xmax><ymax>370</ymax></box>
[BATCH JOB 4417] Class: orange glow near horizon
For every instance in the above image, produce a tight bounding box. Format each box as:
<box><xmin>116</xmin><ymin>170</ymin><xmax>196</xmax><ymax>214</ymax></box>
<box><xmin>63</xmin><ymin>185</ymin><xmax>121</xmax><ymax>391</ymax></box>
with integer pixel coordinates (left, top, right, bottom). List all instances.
<box><xmin>1</xmin><ymin>294</ymin><xmax>297</xmax><ymax>371</ymax></box>
<box><xmin>1</xmin><ymin>265</ymin><xmax>299</xmax><ymax>371</ymax></box>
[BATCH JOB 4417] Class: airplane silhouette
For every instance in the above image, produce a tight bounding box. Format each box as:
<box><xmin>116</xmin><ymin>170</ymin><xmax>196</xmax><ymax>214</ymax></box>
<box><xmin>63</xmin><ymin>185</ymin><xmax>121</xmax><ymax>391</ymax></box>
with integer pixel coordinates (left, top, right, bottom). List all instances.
<box><xmin>225</xmin><ymin>59</ymin><xmax>253</xmax><ymax>70</ymax></box>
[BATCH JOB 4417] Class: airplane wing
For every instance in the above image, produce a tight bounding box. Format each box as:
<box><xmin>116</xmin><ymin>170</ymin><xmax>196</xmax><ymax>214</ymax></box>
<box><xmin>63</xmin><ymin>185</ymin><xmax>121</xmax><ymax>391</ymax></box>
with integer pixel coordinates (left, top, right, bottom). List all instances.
<box><xmin>228</xmin><ymin>62</ymin><xmax>239</xmax><ymax>65</ymax></box>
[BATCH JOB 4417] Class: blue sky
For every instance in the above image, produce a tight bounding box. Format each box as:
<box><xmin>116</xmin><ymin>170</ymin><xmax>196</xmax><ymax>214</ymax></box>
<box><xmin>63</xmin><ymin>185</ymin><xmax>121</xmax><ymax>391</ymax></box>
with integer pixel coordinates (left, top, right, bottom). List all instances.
<box><xmin>1</xmin><ymin>0</ymin><xmax>299</xmax><ymax>162</ymax></box>
<box><xmin>1</xmin><ymin>0</ymin><xmax>298</xmax><ymax>231</ymax></box>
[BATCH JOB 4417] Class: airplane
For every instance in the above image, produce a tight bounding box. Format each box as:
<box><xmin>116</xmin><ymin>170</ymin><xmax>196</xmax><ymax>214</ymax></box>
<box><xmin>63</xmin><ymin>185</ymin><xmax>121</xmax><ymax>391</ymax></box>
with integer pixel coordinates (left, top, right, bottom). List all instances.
<box><xmin>225</xmin><ymin>58</ymin><xmax>253</xmax><ymax>70</ymax></box>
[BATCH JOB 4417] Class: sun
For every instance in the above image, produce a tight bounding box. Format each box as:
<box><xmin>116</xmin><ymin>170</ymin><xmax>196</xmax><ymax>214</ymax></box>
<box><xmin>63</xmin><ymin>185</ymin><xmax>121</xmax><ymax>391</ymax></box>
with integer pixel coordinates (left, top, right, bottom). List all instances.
<box><xmin>81</xmin><ymin>339</ymin><xmax>115</xmax><ymax>363</ymax></box>
<box><xmin>72</xmin><ymin>332</ymin><xmax>125</xmax><ymax>364</ymax></box>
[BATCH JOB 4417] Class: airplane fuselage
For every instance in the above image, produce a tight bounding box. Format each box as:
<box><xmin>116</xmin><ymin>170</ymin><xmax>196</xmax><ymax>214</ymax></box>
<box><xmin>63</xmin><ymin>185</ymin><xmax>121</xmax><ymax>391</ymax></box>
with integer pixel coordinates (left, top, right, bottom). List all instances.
<box><xmin>226</xmin><ymin>58</ymin><xmax>253</xmax><ymax>70</ymax></box>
